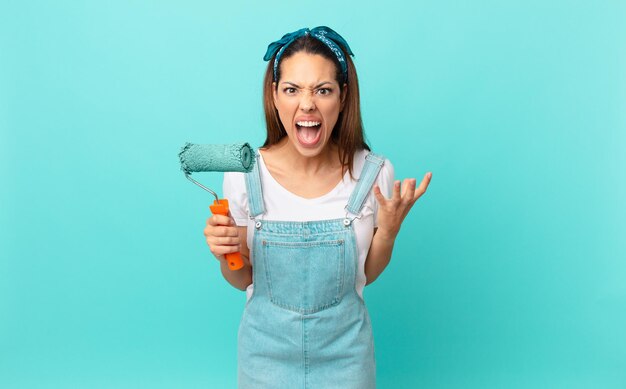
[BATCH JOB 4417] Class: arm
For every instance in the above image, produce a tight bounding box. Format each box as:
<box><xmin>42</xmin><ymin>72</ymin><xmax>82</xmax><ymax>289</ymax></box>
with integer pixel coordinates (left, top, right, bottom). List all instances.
<box><xmin>218</xmin><ymin>226</ymin><xmax>252</xmax><ymax>291</ymax></box>
<box><xmin>205</xmin><ymin>216</ymin><xmax>253</xmax><ymax>291</ymax></box>
<box><xmin>364</xmin><ymin>228</ymin><xmax>395</xmax><ymax>285</ymax></box>
<box><xmin>211</xmin><ymin>172</ymin><xmax>253</xmax><ymax>290</ymax></box>
<box><xmin>364</xmin><ymin>172</ymin><xmax>432</xmax><ymax>285</ymax></box>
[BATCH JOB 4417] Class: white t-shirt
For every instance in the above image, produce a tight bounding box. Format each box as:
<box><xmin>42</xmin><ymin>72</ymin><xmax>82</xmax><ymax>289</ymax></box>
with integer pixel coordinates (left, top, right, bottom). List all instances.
<box><xmin>223</xmin><ymin>149</ymin><xmax>394</xmax><ymax>301</ymax></box>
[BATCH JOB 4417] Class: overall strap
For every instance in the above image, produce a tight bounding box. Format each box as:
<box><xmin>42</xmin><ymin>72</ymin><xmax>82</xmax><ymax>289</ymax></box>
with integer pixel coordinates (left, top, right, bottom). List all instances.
<box><xmin>244</xmin><ymin>152</ymin><xmax>266</xmax><ymax>218</ymax></box>
<box><xmin>345</xmin><ymin>152</ymin><xmax>386</xmax><ymax>215</ymax></box>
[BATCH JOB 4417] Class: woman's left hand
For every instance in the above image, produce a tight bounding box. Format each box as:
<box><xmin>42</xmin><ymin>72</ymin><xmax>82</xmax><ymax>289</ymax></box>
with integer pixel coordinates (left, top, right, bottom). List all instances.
<box><xmin>373</xmin><ymin>172</ymin><xmax>432</xmax><ymax>239</ymax></box>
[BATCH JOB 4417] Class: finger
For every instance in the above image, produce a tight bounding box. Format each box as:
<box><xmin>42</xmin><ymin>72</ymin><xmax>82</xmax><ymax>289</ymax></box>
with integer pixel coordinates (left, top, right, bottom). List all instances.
<box><xmin>413</xmin><ymin>172</ymin><xmax>432</xmax><ymax>201</ymax></box>
<box><xmin>211</xmin><ymin>236</ymin><xmax>240</xmax><ymax>246</ymax></box>
<box><xmin>217</xmin><ymin>226</ymin><xmax>240</xmax><ymax>237</ymax></box>
<box><xmin>204</xmin><ymin>225</ymin><xmax>240</xmax><ymax>239</ymax></box>
<box><xmin>401</xmin><ymin>178</ymin><xmax>416</xmax><ymax>203</ymax></box>
<box><xmin>207</xmin><ymin>214</ymin><xmax>234</xmax><ymax>226</ymax></box>
<box><xmin>208</xmin><ymin>243</ymin><xmax>240</xmax><ymax>256</ymax></box>
<box><xmin>372</xmin><ymin>184</ymin><xmax>387</xmax><ymax>204</ymax></box>
<box><xmin>392</xmin><ymin>180</ymin><xmax>401</xmax><ymax>201</ymax></box>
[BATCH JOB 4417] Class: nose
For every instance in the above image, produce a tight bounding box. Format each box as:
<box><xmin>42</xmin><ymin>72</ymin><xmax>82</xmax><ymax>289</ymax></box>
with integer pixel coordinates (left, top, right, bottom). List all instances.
<box><xmin>299</xmin><ymin>90</ymin><xmax>316</xmax><ymax>111</ymax></box>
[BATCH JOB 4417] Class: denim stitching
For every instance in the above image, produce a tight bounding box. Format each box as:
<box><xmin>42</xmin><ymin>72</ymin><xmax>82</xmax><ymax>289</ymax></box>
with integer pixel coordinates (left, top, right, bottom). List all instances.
<box><xmin>264</xmin><ymin>238</ymin><xmax>346</xmax><ymax>314</ymax></box>
<box><xmin>345</xmin><ymin>153</ymin><xmax>385</xmax><ymax>215</ymax></box>
<box><xmin>244</xmin><ymin>152</ymin><xmax>266</xmax><ymax>217</ymax></box>
<box><xmin>303</xmin><ymin>316</ymin><xmax>309</xmax><ymax>389</ymax></box>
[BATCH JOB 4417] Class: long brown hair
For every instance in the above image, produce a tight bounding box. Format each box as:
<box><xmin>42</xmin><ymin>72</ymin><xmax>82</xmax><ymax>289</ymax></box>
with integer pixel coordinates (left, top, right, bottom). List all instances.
<box><xmin>262</xmin><ymin>34</ymin><xmax>370</xmax><ymax>177</ymax></box>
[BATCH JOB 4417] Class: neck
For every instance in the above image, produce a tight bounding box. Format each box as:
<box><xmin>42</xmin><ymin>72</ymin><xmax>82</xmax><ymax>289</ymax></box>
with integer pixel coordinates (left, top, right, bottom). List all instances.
<box><xmin>266</xmin><ymin>137</ymin><xmax>339</xmax><ymax>175</ymax></box>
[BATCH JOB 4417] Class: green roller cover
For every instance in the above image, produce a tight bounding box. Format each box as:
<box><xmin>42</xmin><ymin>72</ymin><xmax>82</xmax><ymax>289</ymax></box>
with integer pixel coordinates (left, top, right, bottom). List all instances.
<box><xmin>179</xmin><ymin>142</ymin><xmax>255</xmax><ymax>174</ymax></box>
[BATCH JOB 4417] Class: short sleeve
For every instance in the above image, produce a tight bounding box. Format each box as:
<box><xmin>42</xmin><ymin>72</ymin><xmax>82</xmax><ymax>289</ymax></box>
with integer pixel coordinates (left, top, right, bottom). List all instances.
<box><xmin>222</xmin><ymin>172</ymin><xmax>249</xmax><ymax>226</ymax></box>
<box><xmin>373</xmin><ymin>158</ymin><xmax>395</xmax><ymax>228</ymax></box>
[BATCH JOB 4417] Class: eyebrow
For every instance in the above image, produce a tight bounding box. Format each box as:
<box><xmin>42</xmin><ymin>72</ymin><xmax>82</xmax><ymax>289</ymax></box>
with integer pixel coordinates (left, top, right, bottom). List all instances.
<box><xmin>280</xmin><ymin>81</ymin><xmax>334</xmax><ymax>88</ymax></box>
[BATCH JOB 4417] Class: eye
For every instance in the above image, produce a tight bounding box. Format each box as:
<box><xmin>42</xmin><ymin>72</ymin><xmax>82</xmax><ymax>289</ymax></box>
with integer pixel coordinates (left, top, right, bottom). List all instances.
<box><xmin>283</xmin><ymin>87</ymin><xmax>297</xmax><ymax>95</ymax></box>
<box><xmin>317</xmin><ymin>88</ymin><xmax>332</xmax><ymax>95</ymax></box>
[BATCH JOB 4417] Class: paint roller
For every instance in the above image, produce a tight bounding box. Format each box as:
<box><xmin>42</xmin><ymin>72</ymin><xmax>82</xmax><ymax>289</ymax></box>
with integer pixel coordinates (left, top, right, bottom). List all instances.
<box><xmin>179</xmin><ymin>142</ymin><xmax>255</xmax><ymax>270</ymax></box>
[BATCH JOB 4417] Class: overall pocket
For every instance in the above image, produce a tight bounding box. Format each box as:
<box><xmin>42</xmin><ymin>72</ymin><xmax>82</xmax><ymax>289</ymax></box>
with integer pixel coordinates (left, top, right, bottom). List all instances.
<box><xmin>263</xmin><ymin>239</ymin><xmax>345</xmax><ymax>314</ymax></box>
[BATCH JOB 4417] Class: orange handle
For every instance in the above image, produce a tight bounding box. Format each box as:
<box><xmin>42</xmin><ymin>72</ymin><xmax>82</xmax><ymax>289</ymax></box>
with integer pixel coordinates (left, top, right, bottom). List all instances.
<box><xmin>209</xmin><ymin>199</ymin><xmax>244</xmax><ymax>271</ymax></box>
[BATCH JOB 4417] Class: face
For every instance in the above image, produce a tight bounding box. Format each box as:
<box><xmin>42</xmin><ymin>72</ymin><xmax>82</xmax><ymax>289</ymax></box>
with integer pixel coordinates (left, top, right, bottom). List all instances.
<box><xmin>272</xmin><ymin>51</ymin><xmax>346</xmax><ymax>158</ymax></box>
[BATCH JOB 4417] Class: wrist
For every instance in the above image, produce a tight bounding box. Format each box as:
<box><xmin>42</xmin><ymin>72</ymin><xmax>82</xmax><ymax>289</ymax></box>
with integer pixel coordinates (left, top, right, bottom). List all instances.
<box><xmin>375</xmin><ymin>227</ymin><xmax>398</xmax><ymax>241</ymax></box>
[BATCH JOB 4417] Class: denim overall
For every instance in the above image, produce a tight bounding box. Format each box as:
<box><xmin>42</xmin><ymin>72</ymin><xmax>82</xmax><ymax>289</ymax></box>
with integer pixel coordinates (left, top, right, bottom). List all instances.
<box><xmin>238</xmin><ymin>152</ymin><xmax>385</xmax><ymax>389</ymax></box>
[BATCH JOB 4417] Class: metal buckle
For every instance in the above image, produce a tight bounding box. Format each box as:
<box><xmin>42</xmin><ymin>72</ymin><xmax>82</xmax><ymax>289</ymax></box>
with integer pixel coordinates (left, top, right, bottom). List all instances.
<box><xmin>343</xmin><ymin>211</ymin><xmax>361</xmax><ymax>227</ymax></box>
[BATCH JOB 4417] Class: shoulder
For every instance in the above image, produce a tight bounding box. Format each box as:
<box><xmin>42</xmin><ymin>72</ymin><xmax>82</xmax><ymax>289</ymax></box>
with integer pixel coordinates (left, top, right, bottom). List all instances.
<box><xmin>353</xmin><ymin>149</ymin><xmax>394</xmax><ymax>178</ymax></box>
<box><xmin>223</xmin><ymin>171</ymin><xmax>247</xmax><ymax>190</ymax></box>
<box><xmin>223</xmin><ymin>171</ymin><xmax>249</xmax><ymax>226</ymax></box>
<box><xmin>223</xmin><ymin>171</ymin><xmax>249</xmax><ymax>205</ymax></box>
<box><xmin>364</xmin><ymin>150</ymin><xmax>394</xmax><ymax>196</ymax></box>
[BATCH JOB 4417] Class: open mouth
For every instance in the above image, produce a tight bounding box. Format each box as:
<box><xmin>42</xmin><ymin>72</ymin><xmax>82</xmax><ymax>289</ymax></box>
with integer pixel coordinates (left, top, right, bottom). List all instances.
<box><xmin>295</xmin><ymin>121</ymin><xmax>322</xmax><ymax>146</ymax></box>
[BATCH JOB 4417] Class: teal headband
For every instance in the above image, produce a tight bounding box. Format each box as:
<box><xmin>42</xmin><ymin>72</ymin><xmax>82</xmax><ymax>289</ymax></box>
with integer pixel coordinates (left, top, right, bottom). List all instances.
<box><xmin>263</xmin><ymin>26</ymin><xmax>355</xmax><ymax>83</ymax></box>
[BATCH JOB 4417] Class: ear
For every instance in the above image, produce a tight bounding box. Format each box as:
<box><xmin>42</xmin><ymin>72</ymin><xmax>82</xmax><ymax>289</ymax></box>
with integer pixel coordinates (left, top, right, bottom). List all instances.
<box><xmin>272</xmin><ymin>82</ymin><xmax>278</xmax><ymax>107</ymax></box>
<box><xmin>340</xmin><ymin>83</ymin><xmax>348</xmax><ymax>111</ymax></box>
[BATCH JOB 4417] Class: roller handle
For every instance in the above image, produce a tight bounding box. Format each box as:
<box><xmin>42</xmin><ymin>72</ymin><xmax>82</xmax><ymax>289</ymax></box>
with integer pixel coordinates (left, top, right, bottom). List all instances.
<box><xmin>209</xmin><ymin>199</ymin><xmax>244</xmax><ymax>271</ymax></box>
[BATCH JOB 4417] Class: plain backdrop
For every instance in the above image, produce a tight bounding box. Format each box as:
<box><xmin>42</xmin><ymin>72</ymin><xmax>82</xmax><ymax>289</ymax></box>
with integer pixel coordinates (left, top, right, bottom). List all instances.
<box><xmin>1</xmin><ymin>1</ymin><xmax>625</xmax><ymax>388</ymax></box>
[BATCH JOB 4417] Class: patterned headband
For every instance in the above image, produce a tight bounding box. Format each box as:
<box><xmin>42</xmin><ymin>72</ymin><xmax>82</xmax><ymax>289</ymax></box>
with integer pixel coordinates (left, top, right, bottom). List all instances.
<box><xmin>263</xmin><ymin>26</ymin><xmax>355</xmax><ymax>83</ymax></box>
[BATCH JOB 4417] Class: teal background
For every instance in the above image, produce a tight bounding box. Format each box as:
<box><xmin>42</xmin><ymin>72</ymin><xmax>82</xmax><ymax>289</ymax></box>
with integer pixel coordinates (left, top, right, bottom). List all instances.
<box><xmin>1</xmin><ymin>1</ymin><xmax>625</xmax><ymax>388</ymax></box>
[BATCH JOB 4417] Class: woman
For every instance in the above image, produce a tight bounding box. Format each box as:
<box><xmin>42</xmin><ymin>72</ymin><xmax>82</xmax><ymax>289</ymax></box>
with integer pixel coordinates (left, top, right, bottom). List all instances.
<box><xmin>204</xmin><ymin>26</ymin><xmax>431</xmax><ymax>389</ymax></box>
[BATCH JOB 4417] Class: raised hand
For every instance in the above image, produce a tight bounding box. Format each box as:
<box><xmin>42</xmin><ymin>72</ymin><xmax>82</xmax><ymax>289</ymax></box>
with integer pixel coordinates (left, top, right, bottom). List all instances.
<box><xmin>372</xmin><ymin>172</ymin><xmax>432</xmax><ymax>239</ymax></box>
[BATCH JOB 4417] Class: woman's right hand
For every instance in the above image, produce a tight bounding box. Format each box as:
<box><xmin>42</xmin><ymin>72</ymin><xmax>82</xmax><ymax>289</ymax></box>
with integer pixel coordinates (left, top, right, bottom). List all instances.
<box><xmin>203</xmin><ymin>214</ymin><xmax>242</xmax><ymax>262</ymax></box>
<box><xmin>204</xmin><ymin>215</ymin><xmax>252</xmax><ymax>290</ymax></box>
